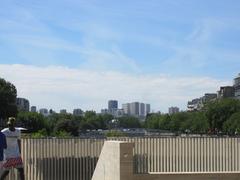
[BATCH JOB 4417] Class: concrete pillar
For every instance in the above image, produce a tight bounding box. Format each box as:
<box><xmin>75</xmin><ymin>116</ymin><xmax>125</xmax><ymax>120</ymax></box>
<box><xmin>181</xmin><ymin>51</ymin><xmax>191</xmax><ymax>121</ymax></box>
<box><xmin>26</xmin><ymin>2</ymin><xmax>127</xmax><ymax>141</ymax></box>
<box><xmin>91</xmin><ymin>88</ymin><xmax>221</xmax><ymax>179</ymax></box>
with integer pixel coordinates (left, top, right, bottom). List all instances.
<box><xmin>91</xmin><ymin>141</ymin><xmax>134</xmax><ymax>180</ymax></box>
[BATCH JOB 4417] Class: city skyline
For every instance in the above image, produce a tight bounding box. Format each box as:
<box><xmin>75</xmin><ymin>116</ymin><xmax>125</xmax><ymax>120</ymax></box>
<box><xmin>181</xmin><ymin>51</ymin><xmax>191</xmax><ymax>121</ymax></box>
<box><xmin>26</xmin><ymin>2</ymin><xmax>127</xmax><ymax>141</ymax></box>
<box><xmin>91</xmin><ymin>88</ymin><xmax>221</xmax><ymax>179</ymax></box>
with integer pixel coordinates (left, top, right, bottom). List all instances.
<box><xmin>1</xmin><ymin>0</ymin><xmax>240</xmax><ymax>112</ymax></box>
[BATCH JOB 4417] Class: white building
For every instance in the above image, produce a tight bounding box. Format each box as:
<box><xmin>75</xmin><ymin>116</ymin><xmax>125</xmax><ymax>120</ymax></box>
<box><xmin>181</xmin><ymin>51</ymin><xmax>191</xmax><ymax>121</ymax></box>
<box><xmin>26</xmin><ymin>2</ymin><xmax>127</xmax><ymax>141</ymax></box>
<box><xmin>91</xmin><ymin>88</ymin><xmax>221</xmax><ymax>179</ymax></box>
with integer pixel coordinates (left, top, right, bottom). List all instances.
<box><xmin>122</xmin><ymin>102</ymin><xmax>151</xmax><ymax>117</ymax></box>
<box><xmin>122</xmin><ymin>103</ymin><xmax>130</xmax><ymax>115</ymax></box>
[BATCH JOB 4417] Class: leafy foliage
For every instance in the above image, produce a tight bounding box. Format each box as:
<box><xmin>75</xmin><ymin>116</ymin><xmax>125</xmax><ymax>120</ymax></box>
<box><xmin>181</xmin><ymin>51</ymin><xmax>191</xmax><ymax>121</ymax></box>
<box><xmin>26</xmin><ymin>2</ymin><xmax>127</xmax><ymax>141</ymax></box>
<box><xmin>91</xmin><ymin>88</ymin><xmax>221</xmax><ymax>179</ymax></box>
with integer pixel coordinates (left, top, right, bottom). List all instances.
<box><xmin>223</xmin><ymin>112</ymin><xmax>240</xmax><ymax>135</ymax></box>
<box><xmin>0</xmin><ymin>78</ymin><xmax>18</xmax><ymax>120</ymax></box>
<box><xmin>145</xmin><ymin>98</ymin><xmax>240</xmax><ymax>135</ymax></box>
<box><xmin>54</xmin><ymin>119</ymin><xmax>80</xmax><ymax>136</ymax></box>
<box><xmin>205</xmin><ymin>98</ymin><xmax>240</xmax><ymax>132</ymax></box>
<box><xmin>118</xmin><ymin>116</ymin><xmax>141</xmax><ymax>128</ymax></box>
<box><xmin>17</xmin><ymin>112</ymin><xmax>48</xmax><ymax>132</ymax></box>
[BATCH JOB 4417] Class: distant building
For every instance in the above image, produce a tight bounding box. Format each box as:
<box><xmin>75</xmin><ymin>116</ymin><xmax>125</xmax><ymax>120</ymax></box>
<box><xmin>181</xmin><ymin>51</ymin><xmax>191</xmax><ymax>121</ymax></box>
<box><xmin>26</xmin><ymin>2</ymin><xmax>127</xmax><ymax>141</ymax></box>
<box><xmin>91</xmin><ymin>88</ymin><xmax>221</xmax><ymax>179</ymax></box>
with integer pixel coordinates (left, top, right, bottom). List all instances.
<box><xmin>168</xmin><ymin>107</ymin><xmax>179</xmax><ymax>114</ymax></box>
<box><xmin>202</xmin><ymin>93</ymin><xmax>217</xmax><ymax>103</ymax></box>
<box><xmin>130</xmin><ymin>102</ymin><xmax>140</xmax><ymax>116</ymax></box>
<box><xmin>122</xmin><ymin>103</ymin><xmax>130</xmax><ymax>115</ymax></box>
<box><xmin>187</xmin><ymin>98</ymin><xmax>202</xmax><ymax>111</ymax></box>
<box><xmin>217</xmin><ymin>86</ymin><xmax>235</xmax><ymax>99</ymax></box>
<box><xmin>49</xmin><ymin>109</ymin><xmax>55</xmax><ymax>115</ymax></box>
<box><xmin>188</xmin><ymin>93</ymin><xmax>217</xmax><ymax>111</ymax></box>
<box><xmin>60</xmin><ymin>109</ymin><xmax>67</xmax><ymax>114</ymax></box>
<box><xmin>108</xmin><ymin>100</ymin><xmax>118</xmax><ymax>114</ymax></box>
<box><xmin>16</xmin><ymin>98</ymin><xmax>30</xmax><ymax>112</ymax></box>
<box><xmin>139</xmin><ymin>103</ymin><xmax>145</xmax><ymax>116</ymax></box>
<box><xmin>113</xmin><ymin>109</ymin><xmax>125</xmax><ymax>118</ymax></box>
<box><xmin>73</xmin><ymin>109</ymin><xmax>84</xmax><ymax>116</ymax></box>
<box><xmin>122</xmin><ymin>102</ymin><xmax>150</xmax><ymax>117</ymax></box>
<box><xmin>108</xmin><ymin>100</ymin><xmax>118</xmax><ymax>110</ymax></box>
<box><xmin>31</xmin><ymin>106</ymin><xmax>37</xmax><ymax>112</ymax></box>
<box><xmin>39</xmin><ymin>108</ymin><xmax>48</xmax><ymax>116</ymax></box>
<box><xmin>234</xmin><ymin>73</ymin><xmax>240</xmax><ymax>100</ymax></box>
<box><xmin>101</xmin><ymin>108</ymin><xmax>109</xmax><ymax>114</ymax></box>
<box><xmin>145</xmin><ymin>104</ymin><xmax>151</xmax><ymax>115</ymax></box>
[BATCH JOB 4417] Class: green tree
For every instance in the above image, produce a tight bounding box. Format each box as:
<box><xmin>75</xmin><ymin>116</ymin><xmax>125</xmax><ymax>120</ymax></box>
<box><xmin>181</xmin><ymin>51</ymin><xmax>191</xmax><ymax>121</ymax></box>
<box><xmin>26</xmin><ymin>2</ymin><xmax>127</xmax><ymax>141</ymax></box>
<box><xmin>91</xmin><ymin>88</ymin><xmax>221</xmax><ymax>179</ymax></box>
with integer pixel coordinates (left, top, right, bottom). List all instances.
<box><xmin>185</xmin><ymin>112</ymin><xmax>209</xmax><ymax>134</ymax></box>
<box><xmin>17</xmin><ymin>112</ymin><xmax>48</xmax><ymax>132</ymax></box>
<box><xmin>0</xmin><ymin>78</ymin><xmax>17</xmax><ymax>120</ymax></box>
<box><xmin>169</xmin><ymin>112</ymin><xmax>189</xmax><ymax>132</ymax></box>
<box><xmin>205</xmin><ymin>98</ymin><xmax>240</xmax><ymax>132</ymax></box>
<box><xmin>118</xmin><ymin>116</ymin><xmax>141</xmax><ymax>128</ymax></box>
<box><xmin>47</xmin><ymin>113</ymin><xmax>75</xmax><ymax>132</ymax></box>
<box><xmin>223</xmin><ymin>112</ymin><xmax>240</xmax><ymax>135</ymax></box>
<box><xmin>54</xmin><ymin>119</ymin><xmax>80</xmax><ymax>136</ymax></box>
<box><xmin>145</xmin><ymin>113</ymin><xmax>160</xmax><ymax>129</ymax></box>
<box><xmin>158</xmin><ymin>114</ymin><xmax>171</xmax><ymax>130</ymax></box>
<box><xmin>80</xmin><ymin>111</ymin><xmax>113</xmax><ymax>130</ymax></box>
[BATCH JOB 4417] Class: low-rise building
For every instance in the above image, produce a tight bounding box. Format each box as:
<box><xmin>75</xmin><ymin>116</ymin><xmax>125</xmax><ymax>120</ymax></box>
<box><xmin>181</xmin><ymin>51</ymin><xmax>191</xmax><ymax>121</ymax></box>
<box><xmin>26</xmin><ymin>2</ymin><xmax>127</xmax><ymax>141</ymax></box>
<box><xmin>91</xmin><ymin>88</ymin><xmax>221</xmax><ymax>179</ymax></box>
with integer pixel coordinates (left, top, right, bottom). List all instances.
<box><xmin>60</xmin><ymin>109</ymin><xmax>67</xmax><ymax>114</ymax></box>
<box><xmin>73</xmin><ymin>109</ymin><xmax>84</xmax><ymax>116</ymax></box>
<box><xmin>31</xmin><ymin>106</ymin><xmax>37</xmax><ymax>112</ymax></box>
<box><xmin>101</xmin><ymin>109</ymin><xmax>109</xmax><ymax>114</ymax></box>
<box><xmin>187</xmin><ymin>98</ymin><xmax>202</xmax><ymax>111</ymax></box>
<box><xmin>202</xmin><ymin>93</ymin><xmax>217</xmax><ymax>103</ymax></box>
<box><xmin>39</xmin><ymin>108</ymin><xmax>48</xmax><ymax>116</ymax></box>
<box><xmin>168</xmin><ymin>106</ymin><xmax>180</xmax><ymax>114</ymax></box>
<box><xmin>113</xmin><ymin>109</ymin><xmax>125</xmax><ymax>118</ymax></box>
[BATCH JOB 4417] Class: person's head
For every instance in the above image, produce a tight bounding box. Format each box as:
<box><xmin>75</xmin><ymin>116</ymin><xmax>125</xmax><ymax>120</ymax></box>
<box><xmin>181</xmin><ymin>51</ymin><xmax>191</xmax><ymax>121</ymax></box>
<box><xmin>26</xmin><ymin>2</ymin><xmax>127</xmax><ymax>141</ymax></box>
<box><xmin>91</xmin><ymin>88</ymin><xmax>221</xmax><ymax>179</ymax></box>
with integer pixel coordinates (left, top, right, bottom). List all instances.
<box><xmin>7</xmin><ymin>117</ymin><xmax>16</xmax><ymax>129</ymax></box>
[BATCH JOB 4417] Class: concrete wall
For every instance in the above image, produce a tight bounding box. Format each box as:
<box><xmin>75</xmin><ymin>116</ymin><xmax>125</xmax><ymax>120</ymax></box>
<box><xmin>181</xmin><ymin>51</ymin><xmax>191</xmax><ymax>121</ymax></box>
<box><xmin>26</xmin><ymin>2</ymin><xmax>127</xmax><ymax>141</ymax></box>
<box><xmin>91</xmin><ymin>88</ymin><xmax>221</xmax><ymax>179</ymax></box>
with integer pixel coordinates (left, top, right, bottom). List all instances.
<box><xmin>92</xmin><ymin>141</ymin><xmax>240</xmax><ymax>180</ymax></box>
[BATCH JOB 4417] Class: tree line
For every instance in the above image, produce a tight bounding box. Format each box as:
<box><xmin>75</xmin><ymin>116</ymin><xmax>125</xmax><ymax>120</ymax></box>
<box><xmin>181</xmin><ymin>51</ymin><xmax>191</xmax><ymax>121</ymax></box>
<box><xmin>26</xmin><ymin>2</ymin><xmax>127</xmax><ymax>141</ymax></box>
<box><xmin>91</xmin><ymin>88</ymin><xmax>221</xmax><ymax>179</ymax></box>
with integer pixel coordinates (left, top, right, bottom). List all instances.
<box><xmin>145</xmin><ymin>98</ymin><xmax>240</xmax><ymax>135</ymax></box>
<box><xmin>1</xmin><ymin>77</ymin><xmax>240</xmax><ymax>137</ymax></box>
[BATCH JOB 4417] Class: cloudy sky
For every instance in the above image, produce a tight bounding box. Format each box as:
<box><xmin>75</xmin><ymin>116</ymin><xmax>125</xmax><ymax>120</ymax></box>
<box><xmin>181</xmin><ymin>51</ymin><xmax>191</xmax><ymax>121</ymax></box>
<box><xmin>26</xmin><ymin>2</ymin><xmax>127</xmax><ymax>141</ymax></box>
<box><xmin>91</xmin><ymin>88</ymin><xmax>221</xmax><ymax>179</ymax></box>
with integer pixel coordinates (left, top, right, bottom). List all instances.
<box><xmin>0</xmin><ymin>0</ymin><xmax>239</xmax><ymax>113</ymax></box>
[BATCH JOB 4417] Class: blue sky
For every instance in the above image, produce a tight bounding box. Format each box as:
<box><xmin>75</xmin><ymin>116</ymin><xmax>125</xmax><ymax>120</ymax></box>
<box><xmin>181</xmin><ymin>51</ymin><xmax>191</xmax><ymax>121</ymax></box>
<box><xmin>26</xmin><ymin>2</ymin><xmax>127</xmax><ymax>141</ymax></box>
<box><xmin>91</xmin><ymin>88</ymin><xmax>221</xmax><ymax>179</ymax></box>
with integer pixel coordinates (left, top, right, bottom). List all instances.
<box><xmin>0</xmin><ymin>0</ymin><xmax>239</xmax><ymax>112</ymax></box>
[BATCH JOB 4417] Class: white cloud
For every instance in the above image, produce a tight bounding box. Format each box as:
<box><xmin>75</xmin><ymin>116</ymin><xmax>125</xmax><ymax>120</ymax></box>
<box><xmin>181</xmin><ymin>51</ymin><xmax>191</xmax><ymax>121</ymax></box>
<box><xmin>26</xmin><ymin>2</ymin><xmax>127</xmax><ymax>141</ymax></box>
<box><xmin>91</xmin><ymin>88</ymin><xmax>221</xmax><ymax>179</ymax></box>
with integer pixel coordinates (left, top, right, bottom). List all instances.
<box><xmin>0</xmin><ymin>64</ymin><xmax>230</xmax><ymax>113</ymax></box>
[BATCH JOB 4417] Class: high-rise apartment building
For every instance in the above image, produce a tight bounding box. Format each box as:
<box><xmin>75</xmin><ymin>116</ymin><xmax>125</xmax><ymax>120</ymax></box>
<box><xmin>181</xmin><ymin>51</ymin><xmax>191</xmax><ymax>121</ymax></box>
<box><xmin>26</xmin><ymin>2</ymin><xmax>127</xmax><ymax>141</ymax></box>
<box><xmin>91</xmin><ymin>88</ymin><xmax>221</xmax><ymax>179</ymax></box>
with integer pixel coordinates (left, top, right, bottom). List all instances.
<box><xmin>122</xmin><ymin>102</ymin><xmax>150</xmax><ymax>117</ymax></box>
<box><xmin>16</xmin><ymin>98</ymin><xmax>30</xmax><ymax>112</ymax></box>
<box><xmin>130</xmin><ymin>102</ymin><xmax>139</xmax><ymax>116</ymax></box>
<box><xmin>139</xmin><ymin>103</ymin><xmax>145</xmax><ymax>116</ymax></box>
<box><xmin>122</xmin><ymin>103</ymin><xmax>130</xmax><ymax>115</ymax></box>
<box><xmin>108</xmin><ymin>100</ymin><xmax>118</xmax><ymax>112</ymax></box>
<box><xmin>234</xmin><ymin>73</ymin><xmax>240</xmax><ymax>100</ymax></box>
<box><xmin>145</xmin><ymin>104</ymin><xmax>151</xmax><ymax>115</ymax></box>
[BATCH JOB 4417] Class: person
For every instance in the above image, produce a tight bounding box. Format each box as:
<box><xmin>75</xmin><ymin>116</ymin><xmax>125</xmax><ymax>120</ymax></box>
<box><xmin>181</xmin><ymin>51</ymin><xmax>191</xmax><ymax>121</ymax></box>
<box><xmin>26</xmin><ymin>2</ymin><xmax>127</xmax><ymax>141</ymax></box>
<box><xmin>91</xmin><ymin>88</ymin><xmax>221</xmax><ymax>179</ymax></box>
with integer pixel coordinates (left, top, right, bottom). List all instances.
<box><xmin>0</xmin><ymin>117</ymin><xmax>25</xmax><ymax>180</ymax></box>
<box><xmin>0</xmin><ymin>131</ymin><xmax>7</xmax><ymax>171</ymax></box>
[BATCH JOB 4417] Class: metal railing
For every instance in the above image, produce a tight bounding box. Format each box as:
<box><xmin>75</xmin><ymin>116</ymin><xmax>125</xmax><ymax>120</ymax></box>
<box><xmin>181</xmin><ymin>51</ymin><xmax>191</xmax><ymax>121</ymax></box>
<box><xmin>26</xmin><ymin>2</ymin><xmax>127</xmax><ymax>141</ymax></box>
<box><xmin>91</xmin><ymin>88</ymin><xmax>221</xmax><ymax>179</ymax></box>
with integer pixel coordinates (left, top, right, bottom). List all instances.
<box><xmin>7</xmin><ymin>137</ymin><xmax>240</xmax><ymax>180</ymax></box>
